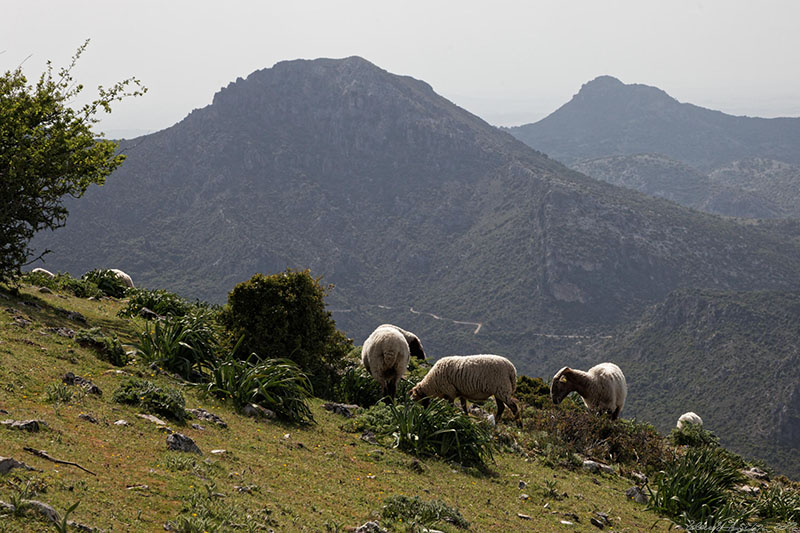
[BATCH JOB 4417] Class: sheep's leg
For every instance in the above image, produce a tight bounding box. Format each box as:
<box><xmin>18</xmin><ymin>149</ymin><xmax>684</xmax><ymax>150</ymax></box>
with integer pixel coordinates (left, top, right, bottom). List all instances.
<box><xmin>459</xmin><ymin>397</ymin><xmax>468</xmax><ymax>414</ymax></box>
<box><xmin>495</xmin><ymin>397</ymin><xmax>505</xmax><ymax>420</ymax></box>
<box><xmin>611</xmin><ymin>406</ymin><xmax>621</xmax><ymax>420</ymax></box>
<box><xmin>386</xmin><ymin>380</ymin><xmax>397</xmax><ymax>400</ymax></box>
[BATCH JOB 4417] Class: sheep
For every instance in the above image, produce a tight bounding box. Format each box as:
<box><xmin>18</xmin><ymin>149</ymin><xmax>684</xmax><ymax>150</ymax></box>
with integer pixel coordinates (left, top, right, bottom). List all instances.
<box><xmin>361</xmin><ymin>324</ymin><xmax>414</xmax><ymax>399</ymax></box>
<box><xmin>410</xmin><ymin>354</ymin><xmax>519</xmax><ymax>421</ymax></box>
<box><xmin>31</xmin><ymin>268</ymin><xmax>55</xmax><ymax>278</ymax></box>
<box><xmin>377</xmin><ymin>324</ymin><xmax>426</xmax><ymax>360</ymax></box>
<box><xmin>677</xmin><ymin>411</ymin><xmax>703</xmax><ymax>429</ymax></box>
<box><xmin>110</xmin><ymin>269</ymin><xmax>135</xmax><ymax>288</ymax></box>
<box><xmin>550</xmin><ymin>362</ymin><xmax>627</xmax><ymax>420</ymax></box>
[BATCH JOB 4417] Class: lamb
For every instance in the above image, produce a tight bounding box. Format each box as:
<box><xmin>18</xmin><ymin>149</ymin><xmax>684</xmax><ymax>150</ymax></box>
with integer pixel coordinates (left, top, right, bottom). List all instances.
<box><xmin>376</xmin><ymin>324</ymin><xmax>426</xmax><ymax>360</ymax></box>
<box><xmin>677</xmin><ymin>411</ymin><xmax>703</xmax><ymax>429</ymax></box>
<box><xmin>410</xmin><ymin>354</ymin><xmax>519</xmax><ymax>421</ymax></box>
<box><xmin>110</xmin><ymin>269</ymin><xmax>135</xmax><ymax>288</ymax></box>
<box><xmin>31</xmin><ymin>268</ymin><xmax>55</xmax><ymax>278</ymax></box>
<box><xmin>361</xmin><ymin>324</ymin><xmax>418</xmax><ymax>399</ymax></box>
<box><xmin>550</xmin><ymin>362</ymin><xmax>627</xmax><ymax>420</ymax></box>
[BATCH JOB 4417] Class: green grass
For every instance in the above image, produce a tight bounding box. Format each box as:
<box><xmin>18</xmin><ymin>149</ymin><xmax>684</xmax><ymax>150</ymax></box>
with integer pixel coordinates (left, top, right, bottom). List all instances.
<box><xmin>0</xmin><ymin>282</ymin><xmax>793</xmax><ymax>532</ymax></box>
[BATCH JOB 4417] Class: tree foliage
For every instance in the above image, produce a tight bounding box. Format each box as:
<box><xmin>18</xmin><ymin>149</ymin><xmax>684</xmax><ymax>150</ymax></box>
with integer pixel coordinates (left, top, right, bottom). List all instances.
<box><xmin>0</xmin><ymin>40</ymin><xmax>146</xmax><ymax>279</ymax></box>
<box><xmin>220</xmin><ymin>269</ymin><xmax>353</xmax><ymax>397</ymax></box>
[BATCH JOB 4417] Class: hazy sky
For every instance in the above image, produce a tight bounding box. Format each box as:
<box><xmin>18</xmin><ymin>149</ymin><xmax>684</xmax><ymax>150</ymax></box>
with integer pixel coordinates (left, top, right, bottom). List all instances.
<box><xmin>3</xmin><ymin>1</ymin><xmax>799</xmax><ymax>138</ymax></box>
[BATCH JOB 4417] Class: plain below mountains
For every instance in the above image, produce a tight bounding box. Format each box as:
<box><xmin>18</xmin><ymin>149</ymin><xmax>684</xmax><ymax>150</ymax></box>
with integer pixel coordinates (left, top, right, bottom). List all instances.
<box><xmin>31</xmin><ymin>57</ymin><xmax>800</xmax><ymax>476</ymax></box>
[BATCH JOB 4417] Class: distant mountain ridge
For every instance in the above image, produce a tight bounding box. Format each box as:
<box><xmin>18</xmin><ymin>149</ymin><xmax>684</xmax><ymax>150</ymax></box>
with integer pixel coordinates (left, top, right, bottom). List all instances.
<box><xmin>508</xmin><ymin>75</ymin><xmax>800</xmax><ymax>170</ymax></box>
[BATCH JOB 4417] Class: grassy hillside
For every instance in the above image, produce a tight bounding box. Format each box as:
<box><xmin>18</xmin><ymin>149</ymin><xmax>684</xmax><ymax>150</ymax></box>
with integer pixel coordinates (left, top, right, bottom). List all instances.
<box><xmin>1</xmin><ymin>281</ymin><xmax>797</xmax><ymax>532</ymax></box>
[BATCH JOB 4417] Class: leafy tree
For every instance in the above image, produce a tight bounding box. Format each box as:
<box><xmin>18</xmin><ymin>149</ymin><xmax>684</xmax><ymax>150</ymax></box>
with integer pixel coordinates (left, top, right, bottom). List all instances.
<box><xmin>221</xmin><ymin>269</ymin><xmax>353</xmax><ymax>397</ymax></box>
<box><xmin>0</xmin><ymin>40</ymin><xmax>146</xmax><ymax>280</ymax></box>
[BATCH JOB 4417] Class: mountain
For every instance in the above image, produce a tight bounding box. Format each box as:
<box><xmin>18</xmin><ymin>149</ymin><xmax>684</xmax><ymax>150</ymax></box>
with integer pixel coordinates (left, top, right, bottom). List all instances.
<box><xmin>562</xmin><ymin>288</ymin><xmax>800</xmax><ymax>478</ymax></box>
<box><xmin>573</xmin><ymin>154</ymin><xmax>785</xmax><ymax>219</ymax></box>
<box><xmin>507</xmin><ymin>76</ymin><xmax>800</xmax><ymax>171</ymax></box>
<box><xmin>30</xmin><ymin>57</ymin><xmax>800</xmax><ymax>474</ymax></box>
<box><xmin>709</xmin><ymin>158</ymin><xmax>800</xmax><ymax>218</ymax></box>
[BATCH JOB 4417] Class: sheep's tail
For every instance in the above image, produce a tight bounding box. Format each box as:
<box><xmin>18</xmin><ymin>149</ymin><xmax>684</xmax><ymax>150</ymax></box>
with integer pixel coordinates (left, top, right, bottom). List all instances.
<box><xmin>383</xmin><ymin>349</ymin><xmax>397</xmax><ymax>368</ymax></box>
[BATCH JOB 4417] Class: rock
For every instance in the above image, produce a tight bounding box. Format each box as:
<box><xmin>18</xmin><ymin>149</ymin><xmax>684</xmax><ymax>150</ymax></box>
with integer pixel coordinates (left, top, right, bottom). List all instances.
<box><xmin>136</xmin><ymin>413</ymin><xmax>168</xmax><ymax>426</ymax></box>
<box><xmin>360</xmin><ymin>430</ymin><xmax>378</xmax><ymax>444</ymax></box>
<box><xmin>210</xmin><ymin>449</ymin><xmax>227</xmax><ymax>455</ymax></box>
<box><xmin>13</xmin><ymin>316</ymin><xmax>32</xmax><ymax>327</ymax></box>
<box><xmin>560</xmin><ymin>520</ymin><xmax>574</xmax><ymax>526</ymax></box>
<box><xmin>63</xmin><ymin>372</ymin><xmax>102</xmax><ymax>395</ymax></box>
<box><xmin>408</xmin><ymin>458</ymin><xmax>426</xmax><ymax>473</ymax></box>
<box><xmin>49</xmin><ymin>327</ymin><xmax>76</xmax><ymax>338</ymax></box>
<box><xmin>65</xmin><ymin>311</ymin><xmax>87</xmax><ymax>323</ymax></box>
<box><xmin>187</xmin><ymin>408</ymin><xmax>227</xmax><ymax>428</ymax></box>
<box><xmin>234</xmin><ymin>485</ymin><xmax>259</xmax><ymax>494</ymax></box>
<box><xmin>241</xmin><ymin>403</ymin><xmax>275</xmax><ymax>419</ymax></box>
<box><xmin>517</xmin><ymin>513</ymin><xmax>531</xmax><ymax>520</ymax></box>
<box><xmin>191</xmin><ymin>424</ymin><xmax>205</xmax><ymax>430</ymax></box>
<box><xmin>629</xmin><ymin>471</ymin><xmax>647</xmax><ymax>484</ymax></box>
<box><xmin>563</xmin><ymin>512</ymin><xmax>580</xmax><ymax>523</ymax></box>
<box><xmin>1</xmin><ymin>419</ymin><xmax>46</xmax><ymax>432</ymax></box>
<box><xmin>520</xmin><ymin>493</ymin><xmax>529</xmax><ymax>500</ymax></box>
<box><xmin>735</xmin><ymin>484</ymin><xmax>760</xmax><ymax>495</ymax></box>
<box><xmin>594</xmin><ymin>512</ymin><xmax>611</xmax><ymax>526</ymax></box>
<box><xmin>138</xmin><ymin>307</ymin><xmax>163</xmax><ymax>321</ymax></box>
<box><xmin>625</xmin><ymin>486</ymin><xmax>648</xmax><ymax>504</ymax></box>
<box><xmin>582</xmin><ymin>459</ymin><xmax>614</xmax><ymax>474</ymax></box>
<box><xmin>590</xmin><ymin>517</ymin><xmax>605</xmax><ymax>529</ymax></box>
<box><xmin>38</xmin><ymin>287</ymin><xmax>53</xmax><ymax>294</ymax></box>
<box><xmin>742</xmin><ymin>467</ymin><xmax>769</xmax><ymax>481</ymax></box>
<box><xmin>354</xmin><ymin>522</ymin><xmax>388</xmax><ymax>533</ymax></box>
<box><xmin>322</xmin><ymin>402</ymin><xmax>360</xmax><ymax>418</ymax></box>
<box><xmin>518</xmin><ymin>480</ymin><xmax>528</xmax><ymax>490</ymax></box>
<box><xmin>114</xmin><ymin>419</ymin><xmax>130</xmax><ymax>426</ymax></box>
<box><xmin>0</xmin><ymin>457</ymin><xmax>37</xmax><ymax>474</ymax></box>
<box><xmin>21</xmin><ymin>499</ymin><xmax>60</xmax><ymax>523</ymax></box>
<box><xmin>78</xmin><ymin>413</ymin><xmax>98</xmax><ymax>424</ymax></box>
<box><xmin>126</xmin><ymin>484</ymin><xmax>149</xmax><ymax>490</ymax></box>
<box><xmin>166</xmin><ymin>433</ymin><xmax>201</xmax><ymax>454</ymax></box>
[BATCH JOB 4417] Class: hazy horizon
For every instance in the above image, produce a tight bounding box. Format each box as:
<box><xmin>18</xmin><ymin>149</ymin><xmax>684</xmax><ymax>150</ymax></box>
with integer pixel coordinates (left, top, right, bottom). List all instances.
<box><xmin>3</xmin><ymin>1</ymin><xmax>799</xmax><ymax>138</ymax></box>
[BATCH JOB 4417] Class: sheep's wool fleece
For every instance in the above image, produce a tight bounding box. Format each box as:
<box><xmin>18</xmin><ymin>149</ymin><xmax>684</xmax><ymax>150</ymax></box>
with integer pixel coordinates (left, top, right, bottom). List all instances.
<box><xmin>677</xmin><ymin>412</ymin><xmax>703</xmax><ymax>429</ymax></box>
<box><xmin>420</xmin><ymin>355</ymin><xmax>516</xmax><ymax>401</ymax></box>
<box><xmin>361</xmin><ymin>326</ymin><xmax>410</xmax><ymax>380</ymax></box>
<box><xmin>584</xmin><ymin>363</ymin><xmax>627</xmax><ymax>412</ymax></box>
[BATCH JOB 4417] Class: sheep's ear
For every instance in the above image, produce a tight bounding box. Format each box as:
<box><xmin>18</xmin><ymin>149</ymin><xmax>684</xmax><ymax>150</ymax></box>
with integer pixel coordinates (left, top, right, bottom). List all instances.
<box><xmin>559</xmin><ymin>376</ymin><xmax>568</xmax><ymax>383</ymax></box>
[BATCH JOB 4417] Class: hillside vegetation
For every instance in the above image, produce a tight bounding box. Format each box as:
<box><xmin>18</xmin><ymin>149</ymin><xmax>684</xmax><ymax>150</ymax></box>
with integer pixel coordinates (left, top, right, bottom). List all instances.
<box><xmin>2</xmin><ymin>276</ymin><xmax>798</xmax><ymax>532</ymax></box>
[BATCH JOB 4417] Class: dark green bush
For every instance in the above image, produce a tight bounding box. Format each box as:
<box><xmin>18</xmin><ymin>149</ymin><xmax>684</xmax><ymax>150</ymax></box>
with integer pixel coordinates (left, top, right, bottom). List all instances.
<box><xmin>82</xmin><ymin>268</ymin><xmax>128</xmax><ymax>298</ymax></box>
<box><xmin>134</xmin><ymin>309</ymin><xmax>221</xmax><ymax>380</ymax></box>
<box><xmin>112</xmin><ymin>378</ymin><xmax>188</xmax><ymax>422</ymax></box>
<box><xmin>670</xmin><ymin>422</ymin><xmax>721</xmax><ymax>448</ymax></box>
<box><xmin>119</xmin><ymin>287</ymin><xmax>195</xmax><ymax>318</ymax></box>
<box><xmin>748</xmin><ymin>483</ymin><xmax>800</xmax><ymax>524</ymax></box>
<box><xmin>350</xmin><ymin>399</ymin><xmax>494</xmax><ymax>469</ymax></box>
<box><xmin>75</xmin><ymin>327</ymin><xmax>129</xmax><ymax>366</ymax></box>
<box><xmin>381</xmin><ymin>495</ymin><xmax>470</xmax><ymax>530</ymax></box>
<box><xmin>334</xmin><ymin>364</ymin><xmax>383</xmax><ymax>407</ymax></box>
<box><xmin>220</xmin><ymin>269</ymin><xmax>352</xmax><ymax>398</ymax></box>
<box><xmin>21</xmin><ymin>271</ymin><xmax>104</xmax><ymax>298</ymax></box>
<box><xmin>205</xmin><ymin>351</ymin><xmax>314</xmax><ymax>424</ymax></box>
<box><xmin>515</xmin><ymin>375</ymin><xmax>551</xmax><ymax>409</ymax></box>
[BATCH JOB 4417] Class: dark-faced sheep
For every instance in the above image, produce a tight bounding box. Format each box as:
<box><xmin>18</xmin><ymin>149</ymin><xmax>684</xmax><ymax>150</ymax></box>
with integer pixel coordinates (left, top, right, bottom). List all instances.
<box><xmin>410</xmin><ymin>354</ymin><xmax>519</xmax><ymax>421</ymax></box>
<box><xmin>361</xmin><ymin>324</ymin><xmax>416</xmax><ymax>399</ymax></box>
<box><xmin>551</xmin><ymin>362</ymin><xmax>627</xmax><ymax>420</ymax></box>
<box><xmin>110</xmin><ymin>269</ymin><xmax>135</xmax><ymax>288</ymax></box>
<box><xmin>377</xmin><ymin>324</ymin><xmax>426</xmax><ymax>360</ymax></box>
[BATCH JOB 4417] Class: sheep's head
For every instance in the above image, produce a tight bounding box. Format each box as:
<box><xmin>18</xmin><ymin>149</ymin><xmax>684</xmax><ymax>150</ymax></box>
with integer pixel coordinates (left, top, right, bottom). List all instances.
<box><xmin>408</xmin><ymin>336</ymin><xmax>426</xmax><ymax>360</ymax></box>
<box><xmin>410</xmin><ymin>384</ymin><xmax>429</xmax><ymax>406</ymax></box>
<box><xmin>550</xmin><ymin>367</ymin><xmax>574</xmax><ymax>405</ymax></box>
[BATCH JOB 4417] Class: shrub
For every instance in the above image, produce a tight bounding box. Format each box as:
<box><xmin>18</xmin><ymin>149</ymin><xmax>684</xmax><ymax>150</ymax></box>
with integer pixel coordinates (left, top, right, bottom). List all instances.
<box><xmin>515</xmin><ymin>375</ymin><xmax>551</xmax><ymax>409</ymax></box>
<box><xmin>381</xmin><ymin>495</ymin><xmax>470</xmax><ymax>530</ymax></box>
<box><xmin>647</xmin><ymin>446</ymin><xmax>749</xmax><ymax>529</ymax></box>
<box><xmin>21</xmin><ymin>271</ymin><xmax>104</xmax><ymax>298</ymax></box>
<box><xmin>82</xmin><ymin>268</ymin><xmax>128</xmax><ymax>298</ymax></box>
<box><xmin>220</xmin><ymin>269</ymin><xmax>353</xmax><ymax>398</ymax></box>
<box><xmin>670</xmin><ymin>422</ymin><xmax>721</xmax><ymax>448</ymax></box>
<box><xmin>351</xmin><ymin>399</ymin><xmax>494</xmax><ymax>469</ymax></box>
<box><xmin>522</xmin><ymin>408</ymin><xmax>668</xmax><ymax>472</ymax></box>
<box><xmin>748</xmin><ymin>483</ymin><xmax>800</xmax><ymax>524</ymax></box>
<box><xmin>45</xmin><ymin>382</ymin><xmax>76</xmax><ymax>404</ymax></box>
<box><xmin>334</xmin><ymin>364</ymin><xmax>383</xmax><ymax>407</ymax></box>
<box><xmin>205</xmin><ymin>351</ymin><xmax>314</xmax><ymax>424</ymax></box>
<box><xmin>119</xmin><ymin>287</ymin><xmax>194</xmax><ymax>318</ymax></box>
<box><xmin>134</xmin><ymin>309</ymin><xmax>221</xmax><ymax>380</ymax></box>
<box><xmin>112</xmin><ymin>378</ymin><xmax>188</xmax><ymax>422</ymax></box>
<box><xmin>76</xmin><ymin>327</ymin><xmax>129</xmax><ymax>366</ymax></box>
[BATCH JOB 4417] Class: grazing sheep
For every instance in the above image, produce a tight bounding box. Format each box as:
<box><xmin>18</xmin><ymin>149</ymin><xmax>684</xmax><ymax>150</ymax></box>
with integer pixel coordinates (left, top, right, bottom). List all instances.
<box><xmin>31</xmin><ymin>268</ymin><xmax>55</xmax><ymax>278</ymax></box>
<box><xmin>551</xmin><ymin>363</ymin><xmax>627</xmax><ymax>420</ymax></box>
<box><xmin>361</xmin><ymin>325</ymin><xmax>412</xmax><ymax>399</ymax></box>
<box><xmin>677</xmin><ymin>411</ymin><xmax>703</xmax><ymax>429</ymax></box>
<box><xmin>110</xmin><ymin>269</ymin><xmax>134</xmax><ymax>288</ymax></box>
<box><xmin>410</xmin><ymin>355</ymin><xmax>519</xmax><ymax>421</ymax></box>
<box><xmin>377</xmin><ymin>324</ymin><xmax>426</xmax><ymax>360</ymax></box>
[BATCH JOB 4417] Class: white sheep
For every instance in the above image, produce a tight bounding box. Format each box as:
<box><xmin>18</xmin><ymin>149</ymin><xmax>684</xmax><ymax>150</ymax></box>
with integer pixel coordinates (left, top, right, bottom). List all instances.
<box><xmin>377</xmin><ymin>323</ymin><xmax>426</xmax><ymax>360</ymax></box>
<box><xmin>361</xmin><ymin>324</ymin><xmax>414</xmax><ymax>399</ymax></box>
<box><xmin>410</xmin><ymin>354</ymin><xmax>519</xmax><ymax>421</ymax></box>
<box><xmin>110</xmin><ymin>269</ymin><xmax>135</xmax><ymax>288</ymax></box>
<box><xmin>550</xmin><ymin>362</ymin><xmax>627</xmax><ymax>420</ymax></box>
<box><xmin>31</xmin><ymin>268</ymin><xmax>55</xmax><ymax>278</ymax></box>
<box><xmin>677</xmin><ymin>411</ymin><xmax>703</xmax><ymax>429</ymax></box>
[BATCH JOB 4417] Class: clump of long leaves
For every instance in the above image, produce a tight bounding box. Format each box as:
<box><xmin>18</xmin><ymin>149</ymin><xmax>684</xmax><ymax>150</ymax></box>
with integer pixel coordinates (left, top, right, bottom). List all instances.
<box><xmin>333</xmin><ymin>364</ymin><xmax>383</xmax><ymax>407</ymax></box>
<box><xmin>647</xmin><ymin>446</ymin><xmax>750</xmax><ymax>529</ymax></box>
<box><xmin>205</xmin><ymin>350</ymin><xmax>314</xmax><ymax>425</ymax></box>
<box><xmin>82</xmin><ymin>268</ymin><xmax>129</xmax><ymax>298</ymax></box>
<box><xmin>134</xmin><ymin>309</ymin><xmax>220</xmax><ymax>380</ymax></box>
<box><xmin>119</xmin><ymin>287</ymin><xmax>196</xmax><ymax>318</ymax></box>
<box><xmin>355</xmin><ymin>399</ymin><xmax>494</xmax><ymax>469</ymax></box>
<box><xmin>747</xmin><ymin>483</ymin><xmax>800</xmax><ymax>525</ymax></box>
